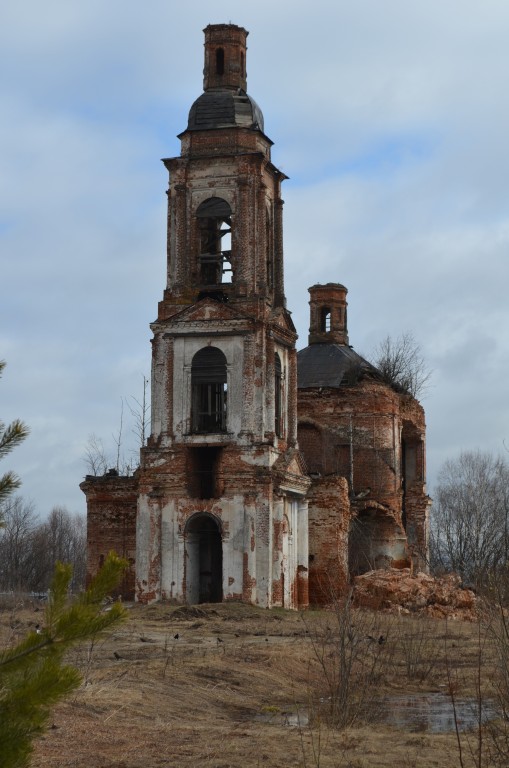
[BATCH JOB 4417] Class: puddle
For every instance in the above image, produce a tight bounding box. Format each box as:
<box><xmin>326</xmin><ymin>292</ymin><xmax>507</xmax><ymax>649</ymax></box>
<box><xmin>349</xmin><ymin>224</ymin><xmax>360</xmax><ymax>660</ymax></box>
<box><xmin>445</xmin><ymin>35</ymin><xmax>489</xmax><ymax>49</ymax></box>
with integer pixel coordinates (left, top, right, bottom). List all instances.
<box><xmin>254</xmin><ymin>694</ymin><xmax>497</xmax><ymax>733</ymax></box>
<box><xmin>254</xmin><ymin>709</ymin><xmax>309</xmax><ymax>728</ymax></box>
<box><xmin>381</xmin><ymin>693</ymin><xmax>498</xmax><ymax>733</ymax></box>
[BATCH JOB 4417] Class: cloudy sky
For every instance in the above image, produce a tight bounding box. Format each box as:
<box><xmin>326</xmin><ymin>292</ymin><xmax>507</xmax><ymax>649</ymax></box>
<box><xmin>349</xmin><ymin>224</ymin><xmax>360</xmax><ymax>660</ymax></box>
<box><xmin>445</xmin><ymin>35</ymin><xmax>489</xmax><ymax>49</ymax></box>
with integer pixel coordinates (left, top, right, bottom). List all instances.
<box><xmin>2</xmin><ymin>0</ymin><xmax>508</xmax><ymax>517</ymax></box>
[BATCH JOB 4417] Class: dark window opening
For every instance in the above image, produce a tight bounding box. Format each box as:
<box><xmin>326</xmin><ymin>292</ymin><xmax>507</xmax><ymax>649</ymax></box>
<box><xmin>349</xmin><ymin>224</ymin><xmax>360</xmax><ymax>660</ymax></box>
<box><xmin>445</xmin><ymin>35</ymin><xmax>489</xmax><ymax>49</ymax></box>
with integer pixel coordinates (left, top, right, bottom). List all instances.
<box><xmin>191</xmin><ymin>347</ymin><xmax>227</xmax><ymax>434</ymax></box>
<box><xmin>401</xmin><ymin>439</ymin><xmax>407</xmax><ymax>529</ymax></box>
<box><xmin>320</xmin><ymin>308</ymin><xmax>331</xmax><ymax>332</ymax></box>
<box><xmin>187</xmin><ymin>447</ymin><xmax>222</xmax><ymax>499</ymax></box>
<box><xmin>197</xmin><ymin>290</ymin><xmax>228</xmax><ymax>303</ymax></box>
<box><xmin>335</xmin><ymin>444</ymin><xmax>352</xmax><ymax>485</ymax></box>
<box><xmin>266</xmin><ymin>207</ymin><xmax>273</xmax><ymax>289</ymax></box>
<box><xmin>196</xmin><ymin>197</ymin><xmax>233</xmax><ymax>285</ymax></box>
<box><xmin>275</xmin><ymin>353</ymin><xmax>283</xmax><ymax>437</ymax></box>
<box><xmin>216</xmin><ymin>48</ymin><xmax>224</xmax><ymax>76</ymax></box>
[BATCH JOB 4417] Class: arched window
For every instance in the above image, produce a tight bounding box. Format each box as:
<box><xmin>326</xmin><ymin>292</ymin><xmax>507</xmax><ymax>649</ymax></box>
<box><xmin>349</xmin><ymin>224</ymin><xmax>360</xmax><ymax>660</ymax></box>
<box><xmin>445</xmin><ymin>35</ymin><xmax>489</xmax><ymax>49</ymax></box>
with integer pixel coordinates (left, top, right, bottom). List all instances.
<box><xmin>275</xmin><ymin>353</ymin><xmax>282</xmax><ymax>437</ymax></box>
<box><xmin>196</xmin><ymin>197</ymin><xmax>232</xmax><ymax>285</ymax></box>
<box><xmin>216</xmin><ymin>48</ymin><xmax>225</xmax><ymax>76</ymax></box>
<box><xmin>191</xmin><ymin>347</ymin><xmax>227</xmax><ymax>433</ymax></box>
<box><xmin>320</xmin><ymin>307</ymin><xmax>331</xmax><ymax>332</ymax></box>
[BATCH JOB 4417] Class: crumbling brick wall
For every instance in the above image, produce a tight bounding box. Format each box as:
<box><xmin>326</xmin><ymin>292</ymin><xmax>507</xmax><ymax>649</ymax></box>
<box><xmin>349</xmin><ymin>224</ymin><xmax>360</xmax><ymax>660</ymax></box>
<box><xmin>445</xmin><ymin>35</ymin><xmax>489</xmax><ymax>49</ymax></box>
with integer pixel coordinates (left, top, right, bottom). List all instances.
<box><xmin>307</xmin><ymin>475</ymin><xmax>350</xmax><ymax>603</ymax></box>
<box><xmin>80</xmin><ymin>473</ymin><xmax>138</xmax><ymax>600</ymax></box>
<box><xmin>298</xmin><ymin>377</ymin><xmax>429</xmax><ymax>594</ymax></box>
<box><xmin>298</xmin><ymin>380</ymin><xmax>404</xmax><ymax>509</ymax></box>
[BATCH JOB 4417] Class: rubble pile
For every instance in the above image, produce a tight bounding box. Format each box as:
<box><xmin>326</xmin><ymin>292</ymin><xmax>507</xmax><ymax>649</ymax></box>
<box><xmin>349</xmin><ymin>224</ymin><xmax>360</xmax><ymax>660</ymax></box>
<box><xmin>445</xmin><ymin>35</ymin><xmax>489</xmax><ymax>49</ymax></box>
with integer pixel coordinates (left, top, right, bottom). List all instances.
<box><xmin>352</xmin><ymin>568</ymin><xmax>477</xmax><ymax>620</ymax></box>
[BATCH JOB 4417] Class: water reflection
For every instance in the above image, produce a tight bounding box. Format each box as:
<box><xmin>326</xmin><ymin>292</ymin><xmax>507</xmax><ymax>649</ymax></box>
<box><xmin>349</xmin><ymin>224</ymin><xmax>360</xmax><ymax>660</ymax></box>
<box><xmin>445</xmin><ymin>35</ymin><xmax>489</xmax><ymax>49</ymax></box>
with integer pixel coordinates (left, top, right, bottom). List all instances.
<box><xmin>381</xmin><ymin>693</ymin><xmax>497</xmax><ymax>733</ymax></box>
<box><xmin>254</xmin><ymin>709</ymin><xmax>309</xmax><ymax>728</ymax></box>
<box><xmin>254</xmin><ymin>694</ymin><xmax>497</xmax><ymax>733</ymax></box>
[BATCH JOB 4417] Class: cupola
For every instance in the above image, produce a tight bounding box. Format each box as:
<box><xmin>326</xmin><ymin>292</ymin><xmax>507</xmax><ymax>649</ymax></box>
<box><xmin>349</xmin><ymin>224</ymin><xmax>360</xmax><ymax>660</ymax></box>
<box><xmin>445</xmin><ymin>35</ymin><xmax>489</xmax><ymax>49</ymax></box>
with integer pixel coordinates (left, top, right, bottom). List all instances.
<box><xmin>308</xmin><ymin>283</ymin><xmax>349</xmax><ymax>345</ymax></box>
<box><xmin>187</xmin><ymin>24</ymin><xmax>264</xmax><ymax>133</ymax></box>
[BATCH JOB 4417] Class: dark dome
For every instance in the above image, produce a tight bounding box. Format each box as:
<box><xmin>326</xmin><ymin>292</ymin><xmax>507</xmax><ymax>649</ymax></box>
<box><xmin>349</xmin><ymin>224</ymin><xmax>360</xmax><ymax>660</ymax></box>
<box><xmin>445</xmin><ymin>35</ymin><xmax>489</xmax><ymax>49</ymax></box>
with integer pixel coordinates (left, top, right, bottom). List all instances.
<box><xmin>297</xmin><ymin>344</ymin><xmax>379</xmax><ymax>389</ymax></box>
<box><xmin>187</xmin><ymin>89</ymin><xmax>264</xmax><ymax>132</ymax></box>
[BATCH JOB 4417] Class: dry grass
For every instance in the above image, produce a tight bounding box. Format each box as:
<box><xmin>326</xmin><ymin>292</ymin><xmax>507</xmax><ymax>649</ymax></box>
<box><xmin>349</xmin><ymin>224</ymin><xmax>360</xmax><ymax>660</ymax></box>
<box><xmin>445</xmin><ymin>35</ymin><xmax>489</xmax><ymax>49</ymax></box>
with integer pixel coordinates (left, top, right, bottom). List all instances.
<box><xmin>1</xmin><ymin>599</ymin><xmax>506</xmax><ymax>767</ymax></box>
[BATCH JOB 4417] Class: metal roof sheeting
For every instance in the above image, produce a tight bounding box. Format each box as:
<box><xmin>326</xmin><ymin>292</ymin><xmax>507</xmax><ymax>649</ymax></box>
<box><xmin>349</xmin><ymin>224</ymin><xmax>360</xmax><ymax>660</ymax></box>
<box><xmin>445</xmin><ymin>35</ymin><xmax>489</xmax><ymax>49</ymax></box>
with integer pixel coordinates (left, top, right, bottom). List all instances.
<box><xmin>297</xmin><ymin>343</ymin><xmax>379</xmax><ymax>389</ymax></box>
<box><xmin>188</xmin><ymin>90</ymin><xmax>264</xmax><ymax>132</ymax></box>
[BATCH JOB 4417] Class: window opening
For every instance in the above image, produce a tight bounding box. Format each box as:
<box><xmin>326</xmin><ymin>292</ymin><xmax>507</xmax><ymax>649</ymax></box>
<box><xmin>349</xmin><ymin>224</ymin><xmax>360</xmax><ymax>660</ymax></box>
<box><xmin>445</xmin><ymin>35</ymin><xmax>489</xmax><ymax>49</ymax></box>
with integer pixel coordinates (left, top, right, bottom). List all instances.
<box><xmin>196</xmin><ymin>197</ymin><xmax>233</xmax><ymax>285</ymax></box>
<box><xmin>216</xmin><ymin>48</ymin><xmax>224</xmax><ymax>76</ymax></box>
<box><xmin>240</xmin><ymin>52</ymin><xmax>245</xmax><ymax>78</ymax></box>
<box><xmin>191</xmin><ymin>347</ymin><xmax>227</xmax><ymax>434</ymax></box>
<box><xmin>275</xmin><ymin>353</ymin><xmax>283</xmax><ymax>437</ymax></box>
<box><xmin>320</xmin><ymin>308</ymin><xmax>331</xmax><ymax>332</ymax></box>
<box><xmin>266</xmin><ymin>206</ymin><xmax>273</xmax><ymax>289</ymax></box>
<box><xmin>197</xmin><ymin>290</ymin><xmax>228</xmax><ymax>303</ymax></box>
<box><xmin>187</xmin><ymin>447</ymin><xmax>222</xmax><ymax>499</ymax></box>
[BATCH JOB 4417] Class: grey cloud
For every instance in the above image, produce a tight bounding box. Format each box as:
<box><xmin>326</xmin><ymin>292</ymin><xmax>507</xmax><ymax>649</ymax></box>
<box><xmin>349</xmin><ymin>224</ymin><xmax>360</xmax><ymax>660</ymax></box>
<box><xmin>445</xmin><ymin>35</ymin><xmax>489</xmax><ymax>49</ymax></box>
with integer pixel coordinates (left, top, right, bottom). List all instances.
<box><xmin>2</xmin><ymin>0</ymin><xmax>509</xmax><ymax>514</ymax></box>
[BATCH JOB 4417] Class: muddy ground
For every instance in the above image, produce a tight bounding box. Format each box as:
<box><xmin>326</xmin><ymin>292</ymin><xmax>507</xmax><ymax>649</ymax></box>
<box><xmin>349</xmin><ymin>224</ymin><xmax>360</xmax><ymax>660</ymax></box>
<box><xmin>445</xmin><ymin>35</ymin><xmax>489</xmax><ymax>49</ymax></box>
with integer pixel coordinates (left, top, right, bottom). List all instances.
<box><xmin>1</xmin><ymin>597</ymin><xmax>506</xmax><ymax>767</ymax></box>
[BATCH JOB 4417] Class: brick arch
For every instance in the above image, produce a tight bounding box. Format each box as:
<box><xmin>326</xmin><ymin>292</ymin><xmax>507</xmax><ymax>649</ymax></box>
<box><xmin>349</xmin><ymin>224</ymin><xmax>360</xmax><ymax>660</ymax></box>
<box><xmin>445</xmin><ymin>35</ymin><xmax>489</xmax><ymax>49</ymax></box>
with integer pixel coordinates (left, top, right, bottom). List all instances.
<box><xmin>348</xmin><ymin>508</ymin><xmax>408</xmax><ymax>576</ymax></box>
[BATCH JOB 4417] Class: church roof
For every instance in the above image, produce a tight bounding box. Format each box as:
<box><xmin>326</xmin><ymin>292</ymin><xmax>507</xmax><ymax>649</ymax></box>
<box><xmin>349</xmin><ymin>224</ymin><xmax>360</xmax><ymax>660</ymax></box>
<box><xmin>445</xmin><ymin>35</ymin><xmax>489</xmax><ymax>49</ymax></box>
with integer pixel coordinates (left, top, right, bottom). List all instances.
<box><xmin>297</xmin><ymin>343</ymin><xmax>379</xmax><ymax>389</ymax></box>
<box><xmin>187</xmin><ymin>89</ymin><xmax>264</xmax><ymax>132</ymax></box>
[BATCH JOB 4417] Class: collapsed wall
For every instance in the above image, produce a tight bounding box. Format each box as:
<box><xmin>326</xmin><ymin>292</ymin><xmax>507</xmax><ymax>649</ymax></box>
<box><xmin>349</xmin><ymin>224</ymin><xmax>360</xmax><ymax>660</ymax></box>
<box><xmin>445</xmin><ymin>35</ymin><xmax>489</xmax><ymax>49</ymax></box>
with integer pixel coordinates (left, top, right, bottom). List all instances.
<box><xmin>298</xmin><ymin>284</ymin><xmax>430</xmax><ymax>603</ymax></box>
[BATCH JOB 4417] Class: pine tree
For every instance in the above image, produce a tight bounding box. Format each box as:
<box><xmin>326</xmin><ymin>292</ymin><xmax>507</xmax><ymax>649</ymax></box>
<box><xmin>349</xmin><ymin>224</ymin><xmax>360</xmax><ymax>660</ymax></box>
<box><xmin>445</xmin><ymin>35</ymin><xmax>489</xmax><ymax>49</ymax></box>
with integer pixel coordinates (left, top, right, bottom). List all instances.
<box><xmin>0</xmin><ymin>360</ymin><xmax>30</xmax><ymax>511</ymax></box>
<box><xmin>0</xmin><ymin>552</ymin><xmax>127</xmax><ymax>768</ymax></box>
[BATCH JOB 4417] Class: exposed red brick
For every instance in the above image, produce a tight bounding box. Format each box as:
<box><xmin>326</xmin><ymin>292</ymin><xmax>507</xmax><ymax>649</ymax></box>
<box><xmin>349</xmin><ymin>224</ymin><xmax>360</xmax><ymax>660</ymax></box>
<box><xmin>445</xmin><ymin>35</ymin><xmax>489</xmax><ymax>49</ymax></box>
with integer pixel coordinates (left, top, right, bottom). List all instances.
<box><xmin>81</xmin><ymin>24</ymin><xmax>429</xmax><ymax>612</ymax></box>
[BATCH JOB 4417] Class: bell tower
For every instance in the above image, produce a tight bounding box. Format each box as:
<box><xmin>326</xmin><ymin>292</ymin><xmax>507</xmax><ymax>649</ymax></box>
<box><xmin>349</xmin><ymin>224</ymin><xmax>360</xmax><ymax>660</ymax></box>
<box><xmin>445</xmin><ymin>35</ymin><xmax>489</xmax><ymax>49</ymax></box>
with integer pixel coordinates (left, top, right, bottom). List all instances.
<box><xmin>135</xmin><ymin>24</ymin><xmax>310</xmax><ymax>608</ymax></box>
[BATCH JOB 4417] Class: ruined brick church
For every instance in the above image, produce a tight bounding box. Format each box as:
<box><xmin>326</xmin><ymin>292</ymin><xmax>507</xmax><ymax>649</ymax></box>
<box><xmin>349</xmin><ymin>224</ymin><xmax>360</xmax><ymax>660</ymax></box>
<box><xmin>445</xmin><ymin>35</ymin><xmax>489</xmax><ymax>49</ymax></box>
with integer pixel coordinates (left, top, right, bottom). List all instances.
<box><xmin>81</xmin><ymin>24</ymin><xmax>429</xmax><ymax>608</ymax></box>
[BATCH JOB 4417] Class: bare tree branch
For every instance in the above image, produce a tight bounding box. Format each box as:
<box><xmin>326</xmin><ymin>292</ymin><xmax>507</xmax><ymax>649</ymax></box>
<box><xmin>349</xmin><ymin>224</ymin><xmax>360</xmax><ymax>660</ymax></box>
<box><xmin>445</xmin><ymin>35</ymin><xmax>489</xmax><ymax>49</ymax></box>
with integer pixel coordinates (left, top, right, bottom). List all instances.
<box><xmin>371</xmin><ymin>332</ymin><xmax>432</xmax><ymax>399</ymax></box>
<box><xmin>83</xmin><ymin>434</ymin><xmax>108</xmax><ymax>476</ymax></box>
<box><xmin>430</xmin><ymin>450</ymin><xmax>509</xmax><ymax>589</ymax></box>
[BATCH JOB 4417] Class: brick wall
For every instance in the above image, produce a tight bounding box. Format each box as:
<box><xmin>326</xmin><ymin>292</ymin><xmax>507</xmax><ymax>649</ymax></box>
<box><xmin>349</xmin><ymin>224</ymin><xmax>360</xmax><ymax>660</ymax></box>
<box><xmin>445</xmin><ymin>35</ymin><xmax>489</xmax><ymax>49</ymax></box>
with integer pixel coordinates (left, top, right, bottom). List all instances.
<box><xmin>80</xmin><ymin>473</ymin><xmax>138</xmax><ymax>600</ymax></box>
<box><xmin>307</xmin><ymin>475</ymin><xmax>350</xmax><ymax>604</ymax></box>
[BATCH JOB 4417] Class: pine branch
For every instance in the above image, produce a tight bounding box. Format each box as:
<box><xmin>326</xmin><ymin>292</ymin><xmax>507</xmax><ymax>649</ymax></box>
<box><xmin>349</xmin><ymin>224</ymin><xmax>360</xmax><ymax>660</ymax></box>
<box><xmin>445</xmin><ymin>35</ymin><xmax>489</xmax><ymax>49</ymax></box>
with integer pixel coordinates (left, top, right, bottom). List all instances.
<box><xmin>0</xmin><ymin>552</ymin><xmax>127</xmax><ymax>768</ymax></box>
<box><xmin>0</xmin><ymin>419</ymin><xmax>30</xmax><ymax>460</ymax></box>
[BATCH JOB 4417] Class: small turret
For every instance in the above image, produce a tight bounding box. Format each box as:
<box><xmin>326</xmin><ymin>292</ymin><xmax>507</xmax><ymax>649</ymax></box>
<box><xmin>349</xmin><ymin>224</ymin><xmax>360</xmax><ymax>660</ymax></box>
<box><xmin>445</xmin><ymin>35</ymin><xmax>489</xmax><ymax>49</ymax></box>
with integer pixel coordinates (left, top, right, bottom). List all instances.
<box><xmin>203</xmin><ymin>24</ymin><xmax>248</xmax><ymax>92</ymax></box>
<box><xmin>308</xmin><ymin>283</ymin><xmax>349</xmax><ymax>346</ymax></box>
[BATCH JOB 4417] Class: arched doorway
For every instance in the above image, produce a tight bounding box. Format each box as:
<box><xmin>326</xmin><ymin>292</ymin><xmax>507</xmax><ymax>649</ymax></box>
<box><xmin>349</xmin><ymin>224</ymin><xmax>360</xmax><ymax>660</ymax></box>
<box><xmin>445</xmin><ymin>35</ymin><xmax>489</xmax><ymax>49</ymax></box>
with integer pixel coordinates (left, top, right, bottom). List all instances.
<box><xmin>185</xmin><ymin>513</ymin><xmax>223</xmax><ymax>604</ymax></box>
<box><xmin>348</xmin><ymin>509</ymin><xmax>407</xmax><ymax>576</ymax></box>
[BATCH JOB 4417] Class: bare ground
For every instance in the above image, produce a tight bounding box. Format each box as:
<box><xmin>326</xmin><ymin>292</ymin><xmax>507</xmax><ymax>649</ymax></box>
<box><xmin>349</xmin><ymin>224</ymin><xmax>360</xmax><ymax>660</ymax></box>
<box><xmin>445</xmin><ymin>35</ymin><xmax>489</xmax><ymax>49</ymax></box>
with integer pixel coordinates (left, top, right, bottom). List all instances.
<box><xmin>1</xmin><ymin>598</ymin><xmax>503</xmax><ymax>768</ymax></box>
